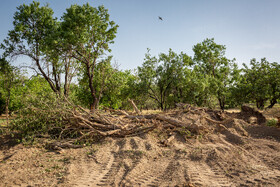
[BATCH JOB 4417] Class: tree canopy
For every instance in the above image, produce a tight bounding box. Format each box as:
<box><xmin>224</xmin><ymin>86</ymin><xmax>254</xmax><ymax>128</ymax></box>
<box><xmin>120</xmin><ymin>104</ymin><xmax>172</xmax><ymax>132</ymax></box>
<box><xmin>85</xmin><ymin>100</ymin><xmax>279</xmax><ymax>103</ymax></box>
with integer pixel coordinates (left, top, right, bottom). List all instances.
<box><xmin>1</xmin><ymin>1</ymin><xmax>280</xmax><ymax>115</ymax></box>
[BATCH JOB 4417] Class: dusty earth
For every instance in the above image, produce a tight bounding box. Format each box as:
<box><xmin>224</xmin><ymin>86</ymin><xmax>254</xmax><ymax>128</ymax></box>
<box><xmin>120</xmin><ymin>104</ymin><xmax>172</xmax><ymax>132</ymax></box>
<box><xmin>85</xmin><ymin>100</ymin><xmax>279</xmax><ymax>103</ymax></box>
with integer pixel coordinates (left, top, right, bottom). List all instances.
<box><xmin>1</xmin><ymin>107</ymin><xmax>280</xmax><ymax>187</ymax></box>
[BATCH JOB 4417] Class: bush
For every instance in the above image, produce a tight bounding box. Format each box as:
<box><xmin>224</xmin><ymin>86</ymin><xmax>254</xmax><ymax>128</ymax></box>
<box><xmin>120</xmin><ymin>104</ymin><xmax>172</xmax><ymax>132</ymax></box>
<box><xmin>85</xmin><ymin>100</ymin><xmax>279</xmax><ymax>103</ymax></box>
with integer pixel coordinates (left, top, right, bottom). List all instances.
<box><xmin>266</xmin><ymin>119</ymin><xmax>278</xmax><ymax>127</ymax></box>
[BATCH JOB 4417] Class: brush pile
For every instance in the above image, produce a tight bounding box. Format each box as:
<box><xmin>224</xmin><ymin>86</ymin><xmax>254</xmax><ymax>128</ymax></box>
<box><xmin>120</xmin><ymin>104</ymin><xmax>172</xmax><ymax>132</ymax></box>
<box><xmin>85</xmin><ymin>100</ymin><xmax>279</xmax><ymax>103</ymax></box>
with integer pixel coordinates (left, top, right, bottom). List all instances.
<box><xmin>10</xmin><ymin>95</ymin><xmax>267</xmax><ymax>147</ymax></box>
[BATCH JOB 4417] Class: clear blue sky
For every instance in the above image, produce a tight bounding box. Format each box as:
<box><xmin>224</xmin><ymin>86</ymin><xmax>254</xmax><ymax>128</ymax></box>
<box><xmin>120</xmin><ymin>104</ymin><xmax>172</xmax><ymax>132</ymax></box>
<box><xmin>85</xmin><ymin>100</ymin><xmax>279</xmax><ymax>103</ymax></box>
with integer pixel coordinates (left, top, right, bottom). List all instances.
<box><xmin>1</xmin><ymin>0</ymin><xmax>280</xmax><ymax>70</ymax></box>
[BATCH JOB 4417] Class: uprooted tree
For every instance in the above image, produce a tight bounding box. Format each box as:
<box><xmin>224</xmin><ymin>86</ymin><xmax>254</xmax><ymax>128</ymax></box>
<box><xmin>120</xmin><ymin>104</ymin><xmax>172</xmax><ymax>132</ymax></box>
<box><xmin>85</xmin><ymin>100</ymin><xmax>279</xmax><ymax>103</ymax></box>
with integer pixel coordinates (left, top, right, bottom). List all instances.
<box><xmin>10</xmin><ymin>92</ymin><xmax>207</xmax><ymax>145</ymax></box>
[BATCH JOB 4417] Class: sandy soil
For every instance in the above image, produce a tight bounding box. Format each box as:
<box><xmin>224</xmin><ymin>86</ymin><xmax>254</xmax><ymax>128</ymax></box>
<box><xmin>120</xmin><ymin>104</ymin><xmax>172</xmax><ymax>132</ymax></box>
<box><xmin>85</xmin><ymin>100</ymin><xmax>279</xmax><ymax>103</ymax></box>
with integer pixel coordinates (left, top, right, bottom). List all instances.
<box><xmin>1</xmin><ymin>108</ymin><xmax>280</xmax><ymax>187</ymax></box>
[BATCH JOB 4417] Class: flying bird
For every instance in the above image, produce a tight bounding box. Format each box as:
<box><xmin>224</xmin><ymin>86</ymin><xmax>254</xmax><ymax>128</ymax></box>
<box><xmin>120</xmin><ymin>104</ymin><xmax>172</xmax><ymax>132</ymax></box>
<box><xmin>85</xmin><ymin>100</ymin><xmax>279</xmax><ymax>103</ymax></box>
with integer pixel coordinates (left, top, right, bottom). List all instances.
<box><xmin>158</xmin><ymin>16</ymin><xmax>163</xmax><ymax>21</ymax></box>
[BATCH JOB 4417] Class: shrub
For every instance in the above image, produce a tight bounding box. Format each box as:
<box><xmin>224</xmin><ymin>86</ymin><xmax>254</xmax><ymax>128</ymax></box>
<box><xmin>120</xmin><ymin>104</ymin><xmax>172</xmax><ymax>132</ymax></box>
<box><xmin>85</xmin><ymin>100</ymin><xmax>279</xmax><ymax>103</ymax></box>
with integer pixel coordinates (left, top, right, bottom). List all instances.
<box><xmin>266</xmin><ymin>119</ymin><xmax>278</xmax><ymax>127</ymax></box>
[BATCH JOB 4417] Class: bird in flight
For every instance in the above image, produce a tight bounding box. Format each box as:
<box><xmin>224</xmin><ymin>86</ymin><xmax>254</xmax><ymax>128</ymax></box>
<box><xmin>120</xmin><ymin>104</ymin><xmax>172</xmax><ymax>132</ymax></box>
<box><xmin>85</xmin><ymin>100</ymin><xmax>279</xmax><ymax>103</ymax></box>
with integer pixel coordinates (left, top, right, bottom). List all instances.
<box><xmin>158</xmin><ymin>16</ymin><xmax>163</xmax><ymax>21</ymax></box>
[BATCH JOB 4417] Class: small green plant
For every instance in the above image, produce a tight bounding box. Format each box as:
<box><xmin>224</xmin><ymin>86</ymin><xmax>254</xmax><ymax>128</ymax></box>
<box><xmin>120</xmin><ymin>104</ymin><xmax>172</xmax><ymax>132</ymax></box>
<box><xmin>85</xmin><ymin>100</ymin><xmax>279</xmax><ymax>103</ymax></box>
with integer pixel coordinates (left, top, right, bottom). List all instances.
<box><xmin>177</xmin><ymin>127</ymin><xmax>192</xmax><ymax>138</ymax></box>
<box><xmin>86</xmin><ymin>146</ymin><xmax>98</xmax><ymax>156</ymax></box>
<box><xmin>45</xmin><ymin>168</ymin><xmax>51</xmax><ymax>173</ymax></box>
<box><xmin>189</xmin><ymin>147</ymin><xmax>203</xmax><ymax>161</ymax></box>
<box><xmin>266</xmin><ymin>119</ymin><xmax>278</xmax><ymax>127</ymax></box>
<box><xmin>51</xmin><ymin>164</ymin><xmax>61</xmax><ymax>170</ymax></box>
<box><xmin>58</xmin><ymin>157</ymin><xmax>71</xmax><ymax>164</ymax></box>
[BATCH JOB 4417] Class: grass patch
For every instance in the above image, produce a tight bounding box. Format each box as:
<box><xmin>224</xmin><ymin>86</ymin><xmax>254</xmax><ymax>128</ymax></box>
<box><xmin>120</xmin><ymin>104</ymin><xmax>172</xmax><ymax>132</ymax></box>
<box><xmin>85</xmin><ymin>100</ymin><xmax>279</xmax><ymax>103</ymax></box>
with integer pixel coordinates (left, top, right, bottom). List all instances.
<box><xmin>0</xmin><ymin>119</ymin><xmax>7</xmax><ymax>125</ymax></box>
<box><xmin>266</xmin><ymin>119</ymin><xmax>278</xmax><ymax>127</ymax></box>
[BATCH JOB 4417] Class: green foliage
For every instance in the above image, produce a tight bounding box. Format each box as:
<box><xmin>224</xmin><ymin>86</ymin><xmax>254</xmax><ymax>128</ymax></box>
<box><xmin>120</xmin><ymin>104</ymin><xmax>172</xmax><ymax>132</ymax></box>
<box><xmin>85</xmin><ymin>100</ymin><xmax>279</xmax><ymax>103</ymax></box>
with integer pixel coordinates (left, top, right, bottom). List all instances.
<box><xmin>266</xmin><ymin>119</ymin><xmax>278</xmax><ymax>127</ymax></box>
<box><xmin>137</xmin><ymin>48</ymin><xmax>193</xmax><ymax>110</ymax></box>
<box><xmin>10</xmin><ymin>93</ymin><xmax>73</xmax><ymax>140</ymax></box>
<box><xmin>266</xmin><ymin>62</ymin><xmax>280</xmax><ymax>108</ymax></box>
<box><xmin>1</xmin><ymin>1</ymin><xmax>63</xmax><ymax>93</ymax></box>
<box><xmin>236</xmin><ymin>58</ymin><xmax>280</xmax><ymax>109</ymax></box>
<box><xmin>61</xmin><ymin>4</ymin><xmax>118</xmax><ymax>54</ymax></box>
<box><xmin>135</xmin><ymin>40</ymin><xmax>239</xmax><ymax>110</ymax></box>
<box><xmin>177</xmin><ymin>127</ymin><xmax>193</xmax><ymax>139</ymax></box>
<box><xmin>193</xmin><ymin>38</ymin><xmax>237</xmax><ymax>110</ymax></box>
<box><xmin>0</xmin><ymin>95</ymin><xmax>5</xmax><ymax>114</ymax></box>
<box><xmin>2</xmin><ymin>1</ymin><xmax>119</xmax><ymax>112</ymax></box>
<box><xmin>8</xmin><ymin>76</ymin><xmax>72</xmax><ymax>141</ymax></box>
<box><xmin>76</xmin><ymin>58</ymin><xmax>131</xmax><ymax>109</ymax></box>
<box><xmin>119</xmin><ymin>70</ymin><xmax>149</xmax><ymax>110</ymax></box>
<box><xmin>2</xmin><ymin>0</ymin><xmax>280</xmax><ymax>115</ymax></box>
<box><xmin>187</xmin><ymin>68</ymin><xmax>214</xmax><ymax>107</ymax></box>
<box><xmin>2</xmin><ymin>1</ymin><xmax>56</xmax><ymax>55</ymax></box>
<box><xmin>61</xmin><ymin>3</ymin><xmax>118</xmax><ymax>110</ymax></box>
<box><xmin>7</xmin><ymin>75</ymin><xmax>52</xmax><ymax>113</ymax></box>
<box><xmin>0</xmin><ymin>58</ymin><xmax>25</xmax><ymax>114</ymax></box>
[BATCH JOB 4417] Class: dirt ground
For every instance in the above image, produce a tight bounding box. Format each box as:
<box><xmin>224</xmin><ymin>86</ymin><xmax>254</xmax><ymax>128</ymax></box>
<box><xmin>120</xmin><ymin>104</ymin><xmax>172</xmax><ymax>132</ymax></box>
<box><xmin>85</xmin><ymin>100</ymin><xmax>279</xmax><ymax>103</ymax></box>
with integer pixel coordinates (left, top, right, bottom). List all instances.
<box><xmin>1</xmin><ymin>107</ymin><xmax>280</xmax><ymax>187</ymax></box>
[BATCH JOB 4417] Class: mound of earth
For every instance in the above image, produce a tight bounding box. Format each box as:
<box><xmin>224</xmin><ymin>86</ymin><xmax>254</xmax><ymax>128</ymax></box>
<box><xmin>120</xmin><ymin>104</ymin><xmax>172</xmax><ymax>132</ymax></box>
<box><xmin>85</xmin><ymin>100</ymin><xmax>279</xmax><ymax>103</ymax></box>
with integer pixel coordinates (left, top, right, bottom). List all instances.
<box><xmin>1</xmin><ymin>106</ymin><xmax>280</xmax><ymax>186</ymax></box>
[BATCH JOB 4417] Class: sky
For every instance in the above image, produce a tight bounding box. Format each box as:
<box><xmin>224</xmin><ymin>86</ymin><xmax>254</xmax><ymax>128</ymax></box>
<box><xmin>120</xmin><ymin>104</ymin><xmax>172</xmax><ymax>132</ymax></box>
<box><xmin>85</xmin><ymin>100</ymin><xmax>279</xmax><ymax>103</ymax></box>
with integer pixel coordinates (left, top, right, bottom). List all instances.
<box><xmin>1</xmin><ymin>0</ymin><xmax>280</xmax><ymax>71</ymax></box>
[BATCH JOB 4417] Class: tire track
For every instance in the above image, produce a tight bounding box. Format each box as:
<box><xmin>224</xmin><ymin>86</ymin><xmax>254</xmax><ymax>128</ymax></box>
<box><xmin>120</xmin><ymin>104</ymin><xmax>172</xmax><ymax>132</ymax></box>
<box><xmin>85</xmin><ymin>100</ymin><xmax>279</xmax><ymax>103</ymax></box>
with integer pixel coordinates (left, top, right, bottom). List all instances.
<box><xmin>238</xmin><ymin>166</ymin><xmax>280</xmax><ymax>186</ymax></box>
<box><xmin>156</xmin><ymin>154</ymin><xmax>190</xmax><ymax>186</ymax></box>
<box><xmin>95</xmin><ymin>155</ymin><xmax>120</xmax><ymax>186</ymax></box>
<box><xmin>72</xmin><ymin>146</ymin><xmax>119</xmax><ymax>187</ymax></box>
<box><xmin>121</xmin><ymin>159</ymin><xmax>170</xmax><ymax>186</ymax></box>
<box><xmin>116</xmin><ymin>138</ymin><xmax>146</xmax><ymax>186</ymax></box>
<box><xmin>261</xmin><ymin>154</ymin><xmax>280</xmax><ymax>170</ymax></box>
<box><xmin>118</xmin><ymin>157</ymin><xmax>143</xmax><ymax>186</ymax></box>
<box><xmin>187</xmin><ymin>161</ymin><xmax>233</xmax><ymax>186</ymax></box>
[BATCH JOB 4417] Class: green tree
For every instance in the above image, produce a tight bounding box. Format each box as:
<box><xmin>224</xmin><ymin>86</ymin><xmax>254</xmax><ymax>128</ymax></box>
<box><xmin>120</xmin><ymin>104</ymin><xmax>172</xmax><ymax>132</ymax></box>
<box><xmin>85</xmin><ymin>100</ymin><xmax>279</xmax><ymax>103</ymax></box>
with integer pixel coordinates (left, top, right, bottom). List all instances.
<box><xmin>76</xmin><ymin>61</ymin><xmax>134</xmax><ymax>110</ymax></box>
<box><xmin>239</xmin><ymin>58</ymin><xmax>280</xmax><ymax>109</ymax></box>
<box><xmin>61</xmin><ymin>4</ymin><xmax>118</xmax><ymax>112</ymax></box>
<box><xmin>187</xmin><ymin>67</ymin><xmax>213</xmax><ymax>107</ymax></box>
<box><xmin>0</xmin><ymin>58</ymin><xmax>23</xmax><ymax>123</ymax></box>
<box><xmin>138</xmin><ymin>49</ymin><xmax>192</xmax><ymax>110</ymax></box>
<box><xmin>193</xmin><ymin>38</ymin><xmax>236</xmax><ymax>110</ymax></box>
<box><xmin>77</xmin><ymin>56</ymin><xmax>113</xmax><ymax>108</ymax></box>
<box><xmin>119</xmin><ymin>70</ymin><xmax>147</xmax><ymax>109</ymax></box>
<box><xmin>1</xmin><ymin>1</ymin><xmax>62</xmax><ymax>94</ymax></box>
<box><xmin>266</xmin><ymin>62</ymin><xmax>280</xmax><ymax>108</ymax></box>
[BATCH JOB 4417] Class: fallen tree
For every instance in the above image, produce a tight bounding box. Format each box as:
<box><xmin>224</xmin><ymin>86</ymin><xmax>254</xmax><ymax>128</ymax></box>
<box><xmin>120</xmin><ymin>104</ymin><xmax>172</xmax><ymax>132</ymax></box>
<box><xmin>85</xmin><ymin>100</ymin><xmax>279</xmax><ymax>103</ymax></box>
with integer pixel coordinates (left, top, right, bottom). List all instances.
<box><xmin>10</xmin><ymin>94</ymin><xmax>262</xmax><ymax>148</ymax></box>
<box><xmin>10</xmin><ymin>94</ymin><xmax>209</xmax><ymax>145</ymax></box>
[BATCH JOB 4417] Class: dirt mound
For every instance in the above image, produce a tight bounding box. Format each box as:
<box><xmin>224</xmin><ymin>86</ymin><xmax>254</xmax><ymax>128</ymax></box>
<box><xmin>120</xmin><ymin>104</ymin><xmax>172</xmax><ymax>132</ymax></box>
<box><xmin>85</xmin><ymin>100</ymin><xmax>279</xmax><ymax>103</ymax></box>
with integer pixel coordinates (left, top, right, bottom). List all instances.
<box><xmin>1</xmin><ymin>106</ymin><xmax>280</xmax><ymax>186</ymax></box>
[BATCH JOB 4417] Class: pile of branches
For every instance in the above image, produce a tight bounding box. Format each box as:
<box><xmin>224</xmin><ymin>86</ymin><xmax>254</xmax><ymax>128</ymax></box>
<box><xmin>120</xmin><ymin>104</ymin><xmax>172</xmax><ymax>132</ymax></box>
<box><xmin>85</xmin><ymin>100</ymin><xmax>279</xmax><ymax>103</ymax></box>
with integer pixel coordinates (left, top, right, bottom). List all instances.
<box><xmin>10</xmin><ymin>95</ymin><xmax>205</xmax><ymax>143</ymax></box>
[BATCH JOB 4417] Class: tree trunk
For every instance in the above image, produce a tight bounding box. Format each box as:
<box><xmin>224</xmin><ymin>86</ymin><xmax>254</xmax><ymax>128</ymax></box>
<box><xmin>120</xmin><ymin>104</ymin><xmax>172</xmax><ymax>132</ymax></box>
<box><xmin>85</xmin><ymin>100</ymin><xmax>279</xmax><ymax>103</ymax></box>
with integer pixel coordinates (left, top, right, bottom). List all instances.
<box><xmin>64</xmin><ymin>61</ymin><xmax>69</xmax><ymax>97</ymax></box>
<box><xmin>267</xmin><ymin>98</ymin><xmax>277</xmax><ymax>109</ymax></box>
<box><xmin>129</xmin><ymin>99</ymin><xmax>141</xmax><ymax>115</ymax></box>
<box><xmin>52</xmin><ymin>65</ymin><xmax>61</xmax><ymax>93</ymax></box>
<box><xmin>218</xmin><ymin>98</ymin><xmax>225</xmax><ymax>111</ymax></box>
<box><xmin>90</xmin><ymin>98</ymin><xmax>99</xmax><ymax>113</ymax></box>
<box><xmin>256</xmin><ymin>99</ymin><xmax>265</xmax><ymax>109</ymax></box>
<box><xmin>34</xmin><ymin>44</ymin><xmax>59</xmax><ymax>94</ymax></box>
<box><xmin>85</xmin><ymin>58</ymin><xmax>97</xmax><ymax>113</ymax></box>
<box><xmin>5</xmin><ymin>93</ymin><xmax>10</xmax><ymax>125</ymax></box>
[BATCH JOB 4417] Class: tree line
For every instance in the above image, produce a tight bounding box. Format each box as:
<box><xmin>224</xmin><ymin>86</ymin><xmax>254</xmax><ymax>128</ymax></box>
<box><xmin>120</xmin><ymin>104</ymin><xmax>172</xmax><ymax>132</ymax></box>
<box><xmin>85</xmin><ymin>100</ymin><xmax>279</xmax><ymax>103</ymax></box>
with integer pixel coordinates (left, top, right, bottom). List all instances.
<box><xmin>1</xmin><ymin>1</ymin><xmax>280</xmax><ymax>116</ymax></box>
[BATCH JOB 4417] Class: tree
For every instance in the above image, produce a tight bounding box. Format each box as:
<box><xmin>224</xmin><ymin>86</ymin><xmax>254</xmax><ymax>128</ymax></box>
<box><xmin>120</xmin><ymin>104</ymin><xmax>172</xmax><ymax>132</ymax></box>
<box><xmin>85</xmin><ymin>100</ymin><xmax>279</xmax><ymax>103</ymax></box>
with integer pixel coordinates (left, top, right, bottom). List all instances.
<box><xmin>239</xmin><ymin>58</ymin><xmax>280</xmax><ymax>109</ymax></box>
<box><xmin>61</xmin><ymin>4</ymin><xmax>118</xmax><ymax>112</ymax></box>
<box><xmin>138</xmin><ymin>49</ymin><xmax>192</xmax><ymax>110</ymax></box>
<box><xmin>77</xmin><ymin>56</ymin><xmax>115</xmax><ymax>109</ymax></box>
<box><xmin>193</xmin><ymin>38</ymin><xmax>236</xmax><ymax>110</ymax></box>
<box><xmin>266</xmin><ymin>62</ymin><xmax>280</xmax><ymax>108</ymax></box>
<box><xmin>0</xmin><ymin>58</ymin><xmax>22</xmax><ymax>123</ymax></box>
<box><xmin>1</xmin><ymin>1</ymin><xmax>63</xmax><ymax>94</ymax></box>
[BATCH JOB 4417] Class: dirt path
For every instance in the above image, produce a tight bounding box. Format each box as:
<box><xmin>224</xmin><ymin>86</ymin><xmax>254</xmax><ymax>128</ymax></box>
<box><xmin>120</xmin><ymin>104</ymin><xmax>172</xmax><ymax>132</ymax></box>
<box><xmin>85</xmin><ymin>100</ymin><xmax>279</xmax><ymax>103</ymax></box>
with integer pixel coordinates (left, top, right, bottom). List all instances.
<box><xmin>1</xmin><ymin>132</ymin><xmax>280</xmax><ymax>186</ymax></box>
<box><xmin>62</xmin><ymin>133</ymin><xmax>280</xmax><ymax>187</ymax></box>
